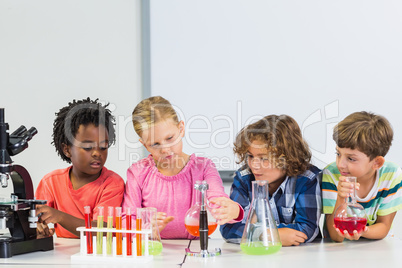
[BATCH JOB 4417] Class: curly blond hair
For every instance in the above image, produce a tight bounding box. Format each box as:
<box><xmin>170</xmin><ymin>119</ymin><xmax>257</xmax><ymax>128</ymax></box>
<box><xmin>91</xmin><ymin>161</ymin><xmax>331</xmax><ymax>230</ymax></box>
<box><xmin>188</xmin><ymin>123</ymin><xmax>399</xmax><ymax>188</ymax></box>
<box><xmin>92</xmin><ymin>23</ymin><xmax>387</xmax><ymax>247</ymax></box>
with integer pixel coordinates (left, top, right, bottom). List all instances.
<box><xmin>234</xmin><ymin>115</ymin><xmax>311</xmax><ymax>177</ymax></box>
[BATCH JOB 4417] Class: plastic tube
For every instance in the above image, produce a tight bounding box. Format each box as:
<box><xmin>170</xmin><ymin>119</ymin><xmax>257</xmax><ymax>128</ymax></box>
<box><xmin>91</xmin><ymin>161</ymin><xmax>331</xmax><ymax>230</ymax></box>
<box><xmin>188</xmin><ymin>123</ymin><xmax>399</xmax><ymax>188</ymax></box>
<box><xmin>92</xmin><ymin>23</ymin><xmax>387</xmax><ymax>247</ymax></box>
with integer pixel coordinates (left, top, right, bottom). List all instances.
<box><xmin>126</xmin><ymin>207</ymin><xmax>132</xmax><ymax>256</ymax></box>
<box><xmin>136</xmin><ymin>218</ymin><xmax>142</xmax><ymax>256</ymax></box>
<box><xmin>106</xmin><ymin>206</ymin><xmax>114</xmax><ymax>255</ymax></box>
<box><xmin>115</xmin><ymin>207</ymin><xmax>122</xmax><ymax>255</ymax></box>
<box><xmin>84</xmin><ymin>206</ymin><xmax>93</xmax><ymax>254</ymax></box>
<box><xmin>96</xmin><ymin>206</ymin><xmax>104</xmax><ymax>254</ymax></box>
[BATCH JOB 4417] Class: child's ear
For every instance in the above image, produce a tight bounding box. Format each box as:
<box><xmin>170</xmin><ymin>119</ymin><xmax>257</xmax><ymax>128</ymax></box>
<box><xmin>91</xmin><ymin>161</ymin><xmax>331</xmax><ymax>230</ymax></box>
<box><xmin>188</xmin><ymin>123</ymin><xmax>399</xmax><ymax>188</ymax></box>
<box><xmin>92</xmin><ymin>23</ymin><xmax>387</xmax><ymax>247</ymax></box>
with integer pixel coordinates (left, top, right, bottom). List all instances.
<box><xmin>62</xmin><ymin>143</ymin><xmax>71</xmax><ymax>158</ymax></box>
<box><xmin>139</xmin><ymin>138</ymin><xmax>147</xmax><ymax>148</ymax></box>
<box><xmin>178</xmin><ymin>120</ymin><xmax>185</xmax><ymax>136</ymax></box>
<box><xmin>372</xmin><ymin>156</ymin><xmax>385</xmax><ymax>170</ymax></box>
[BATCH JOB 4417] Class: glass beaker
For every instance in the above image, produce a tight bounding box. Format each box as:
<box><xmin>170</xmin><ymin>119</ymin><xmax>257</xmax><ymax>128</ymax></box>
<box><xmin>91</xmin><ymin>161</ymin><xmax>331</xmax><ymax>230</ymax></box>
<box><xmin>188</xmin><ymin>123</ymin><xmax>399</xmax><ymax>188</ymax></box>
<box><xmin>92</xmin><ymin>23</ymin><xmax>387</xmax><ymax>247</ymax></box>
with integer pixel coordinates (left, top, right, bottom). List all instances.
<box><xmin>240</xmin><ymin>180</ymin><xmax>281</xmax><ymax>255</ymax></box>
<box><xmin>137</xmin><ymin>207</ymin><xmax>163</xmax><ymax>255</ymax></box>
<box><xmin>334</xmin><ymin>176</ymin><xmax>368</xmax><ymax>235</ymax></box>
<box><xmin>184</xmin><ymin>181</ymin><xmax>218</xmax><ymax>237</ymax></box>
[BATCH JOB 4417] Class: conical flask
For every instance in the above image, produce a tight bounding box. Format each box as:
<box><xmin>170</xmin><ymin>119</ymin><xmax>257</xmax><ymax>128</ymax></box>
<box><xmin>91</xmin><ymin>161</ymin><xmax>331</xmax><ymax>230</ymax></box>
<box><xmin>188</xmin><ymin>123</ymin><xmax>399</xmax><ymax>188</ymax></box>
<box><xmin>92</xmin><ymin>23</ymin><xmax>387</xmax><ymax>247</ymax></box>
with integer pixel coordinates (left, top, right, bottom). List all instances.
<box><xmin>334</xmin><ymin>176</ymin><xmax>368</xmax><ymax>235</ymax></box>
<box><xmin>184</xmin><ymin>181</ymin><xmax>218</xmax><ymax>237</ymax></box>
<box><xmin>240</xmin><ymin>180</ymin><xmax>281</xmax><ymax>255</ymax></box>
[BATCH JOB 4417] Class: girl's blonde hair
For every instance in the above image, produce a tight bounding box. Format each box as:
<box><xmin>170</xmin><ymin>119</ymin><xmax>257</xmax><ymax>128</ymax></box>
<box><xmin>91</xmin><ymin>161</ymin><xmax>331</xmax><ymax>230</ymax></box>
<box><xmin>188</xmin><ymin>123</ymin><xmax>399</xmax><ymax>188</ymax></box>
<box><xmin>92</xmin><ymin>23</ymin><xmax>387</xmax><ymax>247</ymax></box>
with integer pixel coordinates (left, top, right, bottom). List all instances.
<box><xmin>132</xmin><ymin>96</ymin><xmax>179</xmax><ymax>137</ymax></box>
<box><xmin>234</xmin><ymin>115</ymin><xmax>311</xmax><ymax>177</ymax></box>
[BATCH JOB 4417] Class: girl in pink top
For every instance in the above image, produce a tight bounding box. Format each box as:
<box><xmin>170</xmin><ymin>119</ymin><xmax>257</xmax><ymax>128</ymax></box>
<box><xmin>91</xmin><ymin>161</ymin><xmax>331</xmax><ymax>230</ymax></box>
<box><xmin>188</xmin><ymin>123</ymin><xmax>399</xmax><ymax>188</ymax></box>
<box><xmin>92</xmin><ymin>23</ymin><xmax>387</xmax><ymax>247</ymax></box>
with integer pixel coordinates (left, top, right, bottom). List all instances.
<box><xmin>122</xmin><ymin>96</ymin><xmax>243</xmax><ymax>239</ymax></box>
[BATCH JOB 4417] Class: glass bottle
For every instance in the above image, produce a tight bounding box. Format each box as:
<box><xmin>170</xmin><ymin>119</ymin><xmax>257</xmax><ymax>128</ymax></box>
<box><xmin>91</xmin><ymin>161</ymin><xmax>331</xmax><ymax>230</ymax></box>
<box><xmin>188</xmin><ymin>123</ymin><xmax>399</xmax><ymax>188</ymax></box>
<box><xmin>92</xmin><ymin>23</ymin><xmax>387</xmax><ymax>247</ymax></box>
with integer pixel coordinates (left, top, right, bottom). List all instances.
<box><xmin>184</xmin><ymin>180</ymin><xmax>221</xmax><ymax>257</ymax></box>
<box><xmin>184</xmin><ymin>180</ymin><xmax>218</xmax><ymax>237</ymax></box>
<box><xmin>240</xmin><ymin>180</ymin><xmax>281</xmax><ymax>255</ymax></box>
<box><xmin>137</xmin><ymin>207</ymin><xmax>163</xmax><ymax>255</ymax></box>
<box><xmin>333</xmin><ymin>176</ymin><xmax>368</xmax><ymax>235</ymax></box>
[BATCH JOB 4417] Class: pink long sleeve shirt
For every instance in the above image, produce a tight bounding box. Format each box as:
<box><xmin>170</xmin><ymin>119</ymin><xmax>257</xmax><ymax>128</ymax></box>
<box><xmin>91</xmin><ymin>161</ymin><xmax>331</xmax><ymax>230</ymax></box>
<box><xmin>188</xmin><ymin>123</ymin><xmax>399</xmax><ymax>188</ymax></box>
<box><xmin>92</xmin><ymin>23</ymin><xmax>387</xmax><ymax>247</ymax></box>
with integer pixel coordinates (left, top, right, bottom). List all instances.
<box><xmin>122</xmin><ymin>154</ymin><xmax>239</xmax><ymax>239</ymax></box>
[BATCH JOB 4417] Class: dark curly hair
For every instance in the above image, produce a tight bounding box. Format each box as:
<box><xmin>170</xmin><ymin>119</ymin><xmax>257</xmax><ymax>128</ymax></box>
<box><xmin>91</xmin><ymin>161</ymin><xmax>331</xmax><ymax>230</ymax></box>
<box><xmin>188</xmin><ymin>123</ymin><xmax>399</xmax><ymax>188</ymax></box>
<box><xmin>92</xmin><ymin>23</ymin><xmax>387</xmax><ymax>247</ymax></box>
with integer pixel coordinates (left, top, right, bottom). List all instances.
<box><xmin>52</xmin><ymin>97</ymin><xmax>116</xmax><ymax>163</ymax></box>
<box><xmin>234</xmin><ymin>115</ymin><xmax>311</xmax><ymax>177</ymax></box>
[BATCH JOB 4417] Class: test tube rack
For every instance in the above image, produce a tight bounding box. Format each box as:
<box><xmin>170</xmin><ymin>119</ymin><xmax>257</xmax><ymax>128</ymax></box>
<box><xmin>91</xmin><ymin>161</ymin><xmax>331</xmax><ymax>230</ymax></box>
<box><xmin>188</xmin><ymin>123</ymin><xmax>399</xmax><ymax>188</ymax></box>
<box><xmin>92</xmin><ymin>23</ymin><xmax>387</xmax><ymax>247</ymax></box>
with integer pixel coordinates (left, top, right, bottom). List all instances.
<box><xmin>71</xmin><ymin>227</ymin><xmax>153</xmax><ymax>264</ymax></box>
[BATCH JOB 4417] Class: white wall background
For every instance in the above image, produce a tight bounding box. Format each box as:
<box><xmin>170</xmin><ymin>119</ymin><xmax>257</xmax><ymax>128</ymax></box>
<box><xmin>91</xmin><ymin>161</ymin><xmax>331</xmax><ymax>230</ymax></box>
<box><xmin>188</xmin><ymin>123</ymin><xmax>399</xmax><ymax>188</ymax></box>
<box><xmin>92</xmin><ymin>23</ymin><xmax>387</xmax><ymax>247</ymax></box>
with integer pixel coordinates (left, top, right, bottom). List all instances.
<box><xmin>0</xmin><ymin>0</ymin><xmax>143</xmax><ymax>193</ymax></box>
<box><xmin>1</xmin><ymin>0</ymin><xmax>402</xmax><ymax>238</ymax></box>
<box><xmin>147</xmin><ymin>0</ymin><xmax>402</xmax><ymax>171</ymax></box>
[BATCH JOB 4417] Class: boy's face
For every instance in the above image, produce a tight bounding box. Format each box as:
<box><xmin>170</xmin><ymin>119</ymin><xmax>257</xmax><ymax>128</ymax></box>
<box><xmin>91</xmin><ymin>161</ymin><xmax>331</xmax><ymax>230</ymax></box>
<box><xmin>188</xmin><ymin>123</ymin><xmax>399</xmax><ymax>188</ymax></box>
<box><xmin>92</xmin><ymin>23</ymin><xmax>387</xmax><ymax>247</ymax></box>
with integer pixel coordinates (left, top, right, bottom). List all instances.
<box><xmin>140</xmin><ymin>119</ymin><xmax>185</xmax><ymax>168</ymax></box>
<box><xmin>335</xmin><ymin>146</ymin><xmax>382</xmax><ymax>181</ymax></box>
<box><xmin>247</xmin><ymin>140</ymin><xmax>286</xmax><ymax>184</ymax></box>
<box><xmin>64</xmin><ymin>123</ymin><xmax>109</xmax><ymax>179</ymax></box>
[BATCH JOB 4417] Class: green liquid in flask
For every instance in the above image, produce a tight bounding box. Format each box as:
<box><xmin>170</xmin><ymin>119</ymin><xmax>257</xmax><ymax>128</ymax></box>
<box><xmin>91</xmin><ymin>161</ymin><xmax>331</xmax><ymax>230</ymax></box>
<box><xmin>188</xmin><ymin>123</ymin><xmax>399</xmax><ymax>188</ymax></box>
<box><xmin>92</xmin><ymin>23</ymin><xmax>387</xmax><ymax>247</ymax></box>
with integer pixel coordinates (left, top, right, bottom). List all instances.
<box><xmin>240</xmin><ymin>242</ymin><xmax>281</xmax><ymax>255</ymax></box>
<box><xmin>142</xmin><ymin>240</ymin><xmax>163</xmax><ymax>255</ymax></box>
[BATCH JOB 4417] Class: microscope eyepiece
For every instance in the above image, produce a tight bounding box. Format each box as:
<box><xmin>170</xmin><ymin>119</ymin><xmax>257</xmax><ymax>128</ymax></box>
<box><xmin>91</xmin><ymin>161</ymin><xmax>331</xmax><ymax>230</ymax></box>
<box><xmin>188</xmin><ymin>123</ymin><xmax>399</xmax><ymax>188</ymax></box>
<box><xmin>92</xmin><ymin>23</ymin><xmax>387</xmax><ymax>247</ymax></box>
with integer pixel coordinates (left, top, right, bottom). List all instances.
<box><xmin>0</xmin><ymin>108</ymin><xmax>37</xmax><ymax>157</ymax></box>
<box><xmin>27</xmin><ymin>127</ymin><xmax>38</xmax><ymax>139</ymax></box>
<box><xmin>11</xmin><ymin>126</ymin><xmax>27</xmax><ymax>137</ymax></box>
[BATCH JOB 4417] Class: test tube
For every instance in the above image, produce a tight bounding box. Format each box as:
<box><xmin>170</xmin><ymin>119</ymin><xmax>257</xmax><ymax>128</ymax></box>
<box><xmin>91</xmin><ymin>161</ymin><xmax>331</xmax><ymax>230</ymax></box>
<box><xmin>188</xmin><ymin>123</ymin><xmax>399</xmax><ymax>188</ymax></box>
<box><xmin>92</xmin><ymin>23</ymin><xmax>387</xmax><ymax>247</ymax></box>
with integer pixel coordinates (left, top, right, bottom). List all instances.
<box><xmin>106</xmin><ymin>206</ymin><xmax>114</xmax><ymax>255</ymax></box>
<box><xmin>126</xmin><ymin>207</ymin><xmax>132</xmax><ymax>256</ymax></box>
<box><xmin>84</xmin><ymin>206</ymin><xmax>93</xmax><ymax>254</ymax></box>
<box><xmin>96</xmin><ymin>206</ymin><xmax>104</xmax><ymax>254</ymax></box>
<box><xmin>115</xmin><ymin>207</ymin><xmax>123</xmax><ymax>255</ymax></box>
<box><xmin>136</xmin><ymin>217</ymin><xmax>142</xmax><ymax>256</ymax></box>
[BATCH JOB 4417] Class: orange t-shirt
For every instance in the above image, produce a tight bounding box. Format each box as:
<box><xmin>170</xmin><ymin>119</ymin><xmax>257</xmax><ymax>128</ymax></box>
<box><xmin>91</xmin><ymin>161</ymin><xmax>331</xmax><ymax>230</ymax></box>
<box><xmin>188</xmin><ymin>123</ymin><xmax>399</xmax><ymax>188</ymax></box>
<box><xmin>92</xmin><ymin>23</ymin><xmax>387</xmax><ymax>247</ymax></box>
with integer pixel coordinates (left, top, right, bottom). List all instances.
<box><xmin>35</xmin><ymin>166</ymin><xmax>124</xmax><ymax>238</ymax></box>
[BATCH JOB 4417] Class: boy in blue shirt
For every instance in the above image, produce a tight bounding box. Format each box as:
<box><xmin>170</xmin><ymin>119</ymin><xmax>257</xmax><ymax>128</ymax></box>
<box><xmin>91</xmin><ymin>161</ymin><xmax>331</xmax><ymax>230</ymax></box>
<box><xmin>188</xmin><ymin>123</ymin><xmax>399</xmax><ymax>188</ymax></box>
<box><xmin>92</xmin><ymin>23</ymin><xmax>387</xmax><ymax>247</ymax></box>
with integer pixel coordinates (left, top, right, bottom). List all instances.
<box><xmin>220</xmin><ymin>115</ymin><xmax>322</xmax><ymax>246</ymax></box>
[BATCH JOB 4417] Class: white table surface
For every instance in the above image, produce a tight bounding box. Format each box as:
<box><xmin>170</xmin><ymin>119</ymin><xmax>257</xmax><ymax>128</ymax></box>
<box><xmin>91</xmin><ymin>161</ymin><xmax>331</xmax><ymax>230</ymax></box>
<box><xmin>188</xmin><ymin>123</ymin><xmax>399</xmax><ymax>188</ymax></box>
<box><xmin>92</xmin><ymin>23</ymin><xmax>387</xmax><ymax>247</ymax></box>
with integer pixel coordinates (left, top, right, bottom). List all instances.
<box><xmin>1</xmin><ymin>234</ymin><xmax>401</xmax><ymax>267</ymax></box>
<box><xmin>188</xmin><ymin>236</ymin><xmax>402</xmax><ymax>268</ymax></box>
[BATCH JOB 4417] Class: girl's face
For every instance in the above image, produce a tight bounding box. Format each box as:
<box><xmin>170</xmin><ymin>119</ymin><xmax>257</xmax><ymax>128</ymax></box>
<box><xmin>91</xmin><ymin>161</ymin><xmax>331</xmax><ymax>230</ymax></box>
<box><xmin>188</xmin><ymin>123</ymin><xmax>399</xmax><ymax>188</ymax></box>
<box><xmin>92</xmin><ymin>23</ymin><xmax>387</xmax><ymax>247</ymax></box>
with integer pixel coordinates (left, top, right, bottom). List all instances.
<box><xmin>140</xmin><ymin>118</ymin><xmax>185</xmax><ymax>168</ymax></box>
<box><xmin>247</xmin><ymin>140</ymin><xmax>286</xmax><ymax>184</ymax></box>
<box><xmin>64</xmin><ymin>123</ymin><xmax>109</xmax><ymax>180</ymax></box>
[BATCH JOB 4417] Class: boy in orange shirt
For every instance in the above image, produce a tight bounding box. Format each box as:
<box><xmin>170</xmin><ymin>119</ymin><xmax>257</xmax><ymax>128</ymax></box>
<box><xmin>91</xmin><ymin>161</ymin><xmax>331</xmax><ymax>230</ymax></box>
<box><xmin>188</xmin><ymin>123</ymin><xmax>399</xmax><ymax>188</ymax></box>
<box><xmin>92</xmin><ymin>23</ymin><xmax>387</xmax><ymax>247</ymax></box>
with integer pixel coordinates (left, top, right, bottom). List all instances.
<box><xmin>35</xmin><ymin>98</ymin><xmax>124</xmax><ymax>238</ymax></box>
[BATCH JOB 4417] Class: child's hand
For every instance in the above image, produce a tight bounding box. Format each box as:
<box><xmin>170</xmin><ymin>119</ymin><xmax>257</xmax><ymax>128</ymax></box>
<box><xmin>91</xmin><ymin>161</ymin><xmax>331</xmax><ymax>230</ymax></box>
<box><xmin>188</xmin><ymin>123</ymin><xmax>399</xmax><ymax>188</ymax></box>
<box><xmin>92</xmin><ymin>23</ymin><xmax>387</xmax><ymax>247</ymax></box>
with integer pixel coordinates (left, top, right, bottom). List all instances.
<box><xmin>36</xmin><ymin>222</ymin><xmax>55</xmax><ymax>238</ymax></box>
<box><xmin>333</xmin><ymin>224</ymin><xmax>369</xmax><ymax>240</ymax></box>
<box><xmin>156</xmin><ymin>212</ymin><xmax>174</xmax><ymax>233</ymax></box>
<box><xmin>36</xmin><ymin>205</ymin><xmax>63</xmax><ymax>225</ymax></box>
<box><xmin>209</xmin><ymin>197</ymin><xmax>240</xmax><ymax>225</ymax></box>
<box><xmin>337</xmin><ymin>176</ymin><xmax>360</xmax><ymax>199</ymax></box>
<box><xmin>278</xmin><ymin>228</ymin><xmax>308</xmax><ymax>246</ymax></box>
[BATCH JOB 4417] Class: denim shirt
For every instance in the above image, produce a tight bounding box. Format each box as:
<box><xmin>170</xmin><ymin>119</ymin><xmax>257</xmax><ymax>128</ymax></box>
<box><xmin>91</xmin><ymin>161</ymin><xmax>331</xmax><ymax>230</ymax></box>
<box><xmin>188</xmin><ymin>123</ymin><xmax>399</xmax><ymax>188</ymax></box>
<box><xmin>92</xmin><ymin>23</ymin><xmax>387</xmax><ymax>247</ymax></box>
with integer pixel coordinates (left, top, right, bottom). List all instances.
<box><xmin>220</xmin><ymin>165</ymin><xmax>322</xmax><ymax>244</ymax></box>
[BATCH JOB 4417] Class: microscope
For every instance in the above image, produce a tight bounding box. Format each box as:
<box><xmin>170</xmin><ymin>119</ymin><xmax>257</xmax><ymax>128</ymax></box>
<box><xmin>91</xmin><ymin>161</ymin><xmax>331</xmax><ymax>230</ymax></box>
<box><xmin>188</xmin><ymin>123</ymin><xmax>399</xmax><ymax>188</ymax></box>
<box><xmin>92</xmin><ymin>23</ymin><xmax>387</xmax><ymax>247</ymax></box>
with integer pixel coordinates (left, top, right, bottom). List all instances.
<box><xmin>0</xmin><ymin>108</ymin><xmax>53</xmax><ymax>258</ymax></box>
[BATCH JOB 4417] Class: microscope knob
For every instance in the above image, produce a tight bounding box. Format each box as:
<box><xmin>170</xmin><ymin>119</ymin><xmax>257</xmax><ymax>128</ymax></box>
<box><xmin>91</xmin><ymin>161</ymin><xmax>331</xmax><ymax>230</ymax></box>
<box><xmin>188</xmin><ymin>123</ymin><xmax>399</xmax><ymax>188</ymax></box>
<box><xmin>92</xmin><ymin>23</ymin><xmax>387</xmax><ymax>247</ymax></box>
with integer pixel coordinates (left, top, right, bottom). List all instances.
<box><xmin>28</xmin><ymin>215</ymin><xmax>39</xmax><ymax>228</ymax></box>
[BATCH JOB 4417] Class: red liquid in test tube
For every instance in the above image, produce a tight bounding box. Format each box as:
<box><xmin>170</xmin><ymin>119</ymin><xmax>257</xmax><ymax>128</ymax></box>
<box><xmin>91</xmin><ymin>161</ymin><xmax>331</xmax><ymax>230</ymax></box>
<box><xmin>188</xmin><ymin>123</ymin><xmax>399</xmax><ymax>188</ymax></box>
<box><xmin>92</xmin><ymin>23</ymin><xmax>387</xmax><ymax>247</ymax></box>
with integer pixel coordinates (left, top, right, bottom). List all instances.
<box><xmin>84</xmin><ymin>206</ymin><xmax>93</xmax><ymax>254</ymax></box>
<box><xmin>115</xmin><ymin>207</ymin><xmax>123</xmax><ymax>255</ymax></box>
<box><xmin>126</xmin><ymin>207</ymin><xmax>132</xmax><ymax>256</ymax></box>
